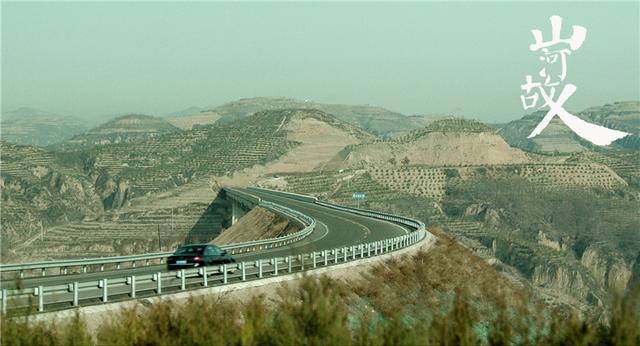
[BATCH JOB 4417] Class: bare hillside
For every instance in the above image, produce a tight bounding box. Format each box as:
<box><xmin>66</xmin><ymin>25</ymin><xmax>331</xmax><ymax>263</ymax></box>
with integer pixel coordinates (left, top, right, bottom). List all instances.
<box><xmin>166</xmin><ymin>111</ymin><xmax>222</xmax><ymax>130</ymax></box>
<box><xmin>325</xmin><ymin>118</ymin><xmax>530</xmax><ymax>169</ymax></box>
<box><xmin>213</xmin><ymin>206</ymin><xmax>299</xmax><ymax>245</ymax></box>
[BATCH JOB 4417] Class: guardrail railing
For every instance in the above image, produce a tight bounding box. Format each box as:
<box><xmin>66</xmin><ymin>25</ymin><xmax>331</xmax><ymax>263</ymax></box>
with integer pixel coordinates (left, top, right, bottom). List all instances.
<box><xmin>247</xmin><ymin>187</ymin><xmax>427</xmax><ymax>232</ymax></box>
<box><xmin>2</xmin><ymin>226</ymin><xmax>426</xmax><ymax>314</ymax></box>
<box><xmin>0</xmin><ymin>187</ymin><xmax>430</xmax><ymax>314</ymax></box>
<box><xmin>0</xmin><ymin>188</ymin><xmax>315</xmax><ymax>279</ymax></box>
<box><xmin>224</xmin><ymin>188</ymin><xmax>261</xmax><ymax>208</ymax></box>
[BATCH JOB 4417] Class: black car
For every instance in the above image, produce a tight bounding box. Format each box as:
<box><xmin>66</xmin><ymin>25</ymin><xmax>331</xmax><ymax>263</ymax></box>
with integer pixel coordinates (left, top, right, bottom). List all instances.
<box><xmin>167</xmin><ymin>244</ymin><xmax>235</xmax><ymax>270</ymax></box>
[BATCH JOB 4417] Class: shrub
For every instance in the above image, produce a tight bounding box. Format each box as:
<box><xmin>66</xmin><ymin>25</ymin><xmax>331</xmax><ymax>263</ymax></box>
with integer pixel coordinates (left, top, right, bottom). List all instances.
<box><xmin>2</xmin><ymin>263</ymin><xmax>638</xmax><ymax>345</ymax></box>
<box><xmin>444</xmin><ymin>168</ymin><xmax>459</xmax><ymax>178</ymax></box>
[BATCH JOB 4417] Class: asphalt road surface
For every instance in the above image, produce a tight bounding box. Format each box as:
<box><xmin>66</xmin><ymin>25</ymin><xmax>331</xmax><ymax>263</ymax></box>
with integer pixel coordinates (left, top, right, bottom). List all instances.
<box><xmin>1</xmin><ymin>189</ymin><xmax>408</xmax><ymax>290</ymax></box>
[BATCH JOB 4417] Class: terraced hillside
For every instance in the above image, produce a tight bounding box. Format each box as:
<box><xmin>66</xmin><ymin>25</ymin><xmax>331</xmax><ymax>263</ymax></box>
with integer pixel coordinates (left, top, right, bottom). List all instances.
<box><xmin>3</xmin><ymin>98</ymin><xmax>636</xmax><ymax>320</ymax></box>
<box><xmin>568</xmin><ymin>150</ymin><xmax>640</xmax><ymax>187</ymax></box>
<box><xmin>165</xmin><ymin>106</ymin><xmax>205</xmax><ymax>117</ymax></box>
<box><xmin>211</xmin><ymin>97</ymin><xmax>306</xmax><ymax>124</ymax></box>
<box><xmin>260</xmin><ymin>169</ymin><xmax>443</xmax><ymax>222</ymax></box>
<box><xmin>398</xmin><ymin>118</ymin><xmax>495</xmax><ymax>141</ymax></box>
<box><xmin>498</xmin><ymin>101</ymin><xmax>640</xmax><ymax>153</ymax></box>
<box><xmin>2</xmin><ymin>108</ymin><xmax>375</xmax><ymax>261</ymax></box>
<box><xmin>403</xmin><ymin>114</ymin><xmax>447</xmax><ymax>132</ymax></box>
<box><xmin>53</xmin><ymin>114</ymin><xmax>182</xmax><ymax>151</ymax></box>
<box><xmin>267</xmin><ymin>160</ymin><xmax>625</xmax><ymax>207</ymax></box>
<box><xmin>0</xmin><ymin>142</ymin><xmax>105</xmax><ymax>259</ymax></box>
<box><xmin>0</xmin><ymin>110</ymin><xmax>294</xmax><ymax>260</ymax></box>
<box><xmin>324</xmin><ymin>118</ymin><xmax>531</xmax><ymax>170</ymax></box>
<box><xmin>580</xmin><ymin>101</ymin><xmax>640</xmax><ymax>146</ymax></box>
<box><xmin>17</xmin><ymin>110</ymin><xmax>372</xmax><ymax>258</ymax></box>
<box><xmin>204</xmin><ymin>96</ymin><xmax>422</xmax><ymax>138</ymax></box>
<box><xmin>440</xmin><ymin>177</ymin><xmax>639</xmax><ymax>316</ymax></box>
<box><xmin>267</xmin><ymin>149</ymin><xmax>635</xmax><ymax>317</ymax></box>
<box><xmin>20</xmin><ymin>198</ymin><xmax>228</xmax><ymax>260</ymax></box>
<box><xmin>1</xmin><ymin>107</ymin><xmax>91</xmax><ymax>147</ymax></box>
<box><xmin>164</xmin><ymin>97</ymin><xmax>450</xmax><ymax>137</ymax></box>
<box><xmin>83</xmin><ymin>108</ymin><xmax>372</xmax><ymax>198</ymax></box>
<box><xmin>166</xmin><ymin>110</ymin><xmax>222</xmax><ymax>130</ymax></box>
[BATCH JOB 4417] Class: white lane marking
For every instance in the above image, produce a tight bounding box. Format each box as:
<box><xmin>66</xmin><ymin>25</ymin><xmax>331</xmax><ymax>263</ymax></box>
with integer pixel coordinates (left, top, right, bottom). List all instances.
<box><xmin>288</xmin><ymin>203</ymin><xmax>372</xmax><ymax>239</ymax></box>
<box><xmin>374</xmin><ymin>218</ymin><xmax>410</xmax><ymax>235</ymax></box>
<box><xmin>302</xmin><ymin>202</ymin><xmax>409</xmax><ymax>238</ymax></box>
<box><xmin>312</xmin><ymin>221</ymin><xmax>330</xmax><ymax>242</ymax></box>
<box><xmin>256</xmin><ymin>193</ymin><xmax>409</xmax><ymax>243</ymax></box>
<box><xmin>236</xmin><ymin>221</ymin><xmax>330</xmax><ymax>258</ymax></box>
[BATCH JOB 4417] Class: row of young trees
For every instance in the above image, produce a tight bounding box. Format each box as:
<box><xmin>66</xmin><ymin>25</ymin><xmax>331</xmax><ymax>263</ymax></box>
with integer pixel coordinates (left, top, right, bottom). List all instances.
<box><xmin>387</xmin><ymin>157</ymin><xmax>411</xmax><ymax>166</ymax></box>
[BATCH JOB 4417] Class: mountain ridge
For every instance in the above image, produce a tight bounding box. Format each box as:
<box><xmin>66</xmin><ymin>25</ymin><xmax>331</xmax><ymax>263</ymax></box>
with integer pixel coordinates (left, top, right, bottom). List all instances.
<box><xmin>498</xmin><ymin>101</ymin><xmax>640</xmax><ymax>153</ymax></box>
<box><xmin>52</xmin><ymin>114</ymin><xmax>182</xmax><ymax>151</ymax></box>
<box><xmin>1</xmin><ymin>107</ymin><xmax>92</xmax><ymax>147</ymax></box>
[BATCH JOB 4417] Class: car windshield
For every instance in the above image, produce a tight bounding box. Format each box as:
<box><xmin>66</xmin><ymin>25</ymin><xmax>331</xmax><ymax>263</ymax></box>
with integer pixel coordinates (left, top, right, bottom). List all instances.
<box><xmin>174</xmin><ymin>246</ymin><xmax>205</xmax><ymax>255</ymax></box>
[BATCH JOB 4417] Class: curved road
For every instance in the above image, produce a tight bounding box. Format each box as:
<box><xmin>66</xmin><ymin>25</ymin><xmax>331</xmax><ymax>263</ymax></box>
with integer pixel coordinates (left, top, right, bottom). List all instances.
<box><xmin>2</xmin><ymin>189</ymin><xmax>408</xmax><ymax>290</ymax></box>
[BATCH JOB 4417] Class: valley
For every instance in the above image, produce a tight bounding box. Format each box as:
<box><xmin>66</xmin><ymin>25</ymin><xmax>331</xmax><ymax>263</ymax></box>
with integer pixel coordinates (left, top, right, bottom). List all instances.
<box><xmin>1</xmin><ymin>98</ymin><xmax>638</xmax><ymax>321</ymax></box>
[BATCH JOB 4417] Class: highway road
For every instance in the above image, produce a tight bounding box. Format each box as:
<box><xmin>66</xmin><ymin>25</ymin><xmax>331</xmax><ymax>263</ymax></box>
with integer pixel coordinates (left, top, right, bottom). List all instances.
<box><xmin>1</xmin><ymin>189</ymin><xmax>409</xmax><ymax>291</ymax></box>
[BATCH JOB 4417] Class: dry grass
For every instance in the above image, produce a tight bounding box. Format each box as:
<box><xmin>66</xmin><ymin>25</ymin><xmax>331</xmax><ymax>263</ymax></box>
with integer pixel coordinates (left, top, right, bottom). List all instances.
<box><xmin>2</xmin><ymin>231</ymin><xmax>638</xmax><ymax>345</ymax></box>
<box><xmin>213</xmin><ymin>206</ymin><xmax>298</xmax><ymax>245</ymax></box>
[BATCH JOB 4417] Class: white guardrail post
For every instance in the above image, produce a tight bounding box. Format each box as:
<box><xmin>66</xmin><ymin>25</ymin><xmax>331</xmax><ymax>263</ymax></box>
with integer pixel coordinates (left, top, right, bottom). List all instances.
<box><xmin>0</xmin><ymin>188</ymin><xmax>315</xmax><ymax>279</ymax></box>
<box><xmin>73</xmin><ymin>282</ymin><xmax>79</xmax><ymax>306</ymax></box>
<box><xmin>202</xmin><ymin>266</ymin><xmax>208</xmax><ymax>287</ymax></box>
<box><xmin>101</xmin><ymin>278</ymin><xmax>108</xmax><ymax>302</ymax></box>
<box><xmin>130</xmin><ymin>276</ymin><xmax>136</xmax><ymax>298</ymax></box>
<box><xmin>156</xmin><ymin>272</ymin><xmax>162</xmax><ymax>294</ymax></box>
<box><xmin>223</xmin><ymin>265</ymin><xmax>228</xmax><ymax>284</ymax></box>
<box><xmin>37</xmin><ymin>286</ymin><xmax>44</xmax><ymax>312</ymax></box>
<box><xmin>0</xmin><ymin>187</ymin><xmax>427</xmax><ymax>313</ymax></box>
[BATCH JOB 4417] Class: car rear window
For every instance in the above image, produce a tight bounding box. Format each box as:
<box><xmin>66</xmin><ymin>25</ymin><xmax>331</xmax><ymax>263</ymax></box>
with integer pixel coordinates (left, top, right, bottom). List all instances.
<box><xmin>175</xmin><ymin>246</ymin><xmax>205</xmax><ymax>255</ymax></box>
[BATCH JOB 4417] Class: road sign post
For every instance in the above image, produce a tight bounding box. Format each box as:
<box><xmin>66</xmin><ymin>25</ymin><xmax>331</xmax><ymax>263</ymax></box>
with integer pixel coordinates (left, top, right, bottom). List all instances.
<box><xmin>352</xmin><ymin>193</ymin><xmax>366</xmax><ymax>208</ymax></box>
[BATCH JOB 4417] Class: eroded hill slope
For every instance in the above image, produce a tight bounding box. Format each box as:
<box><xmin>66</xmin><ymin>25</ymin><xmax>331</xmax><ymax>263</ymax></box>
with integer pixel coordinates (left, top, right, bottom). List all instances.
<box><xmin>324</xmin><ymin>118</ymin><xmax>531</xmax><ymax>169</ymax></box>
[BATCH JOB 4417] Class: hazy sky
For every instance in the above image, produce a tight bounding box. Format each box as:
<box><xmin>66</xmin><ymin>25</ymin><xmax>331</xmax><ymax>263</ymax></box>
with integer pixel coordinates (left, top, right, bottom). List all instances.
<box><xmin>2</xmin><ymin>1</ymin><xmax>638</xmax><ymax>123</ymax></box>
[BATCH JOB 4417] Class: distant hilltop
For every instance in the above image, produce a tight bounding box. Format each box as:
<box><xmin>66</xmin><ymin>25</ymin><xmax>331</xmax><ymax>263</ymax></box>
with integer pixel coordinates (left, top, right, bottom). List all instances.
<box><xmin>324</xmin><ymin>117</ymin><xmax>529</xmax><ymax>170</ymax></box>
<box><xmin>51</xmin><ymin>114</ymin><xmax>181</xmax><ymax>151</ymax></box>
<box><xmin>165</xmin><ymin>96</ymin><xmax>441</xmax><ymax>138</ymax></box>
<box><xmin>400</xmin><ymin>118</ymin><xmax>494</xmax><ymax>142</ymax></box>
<box><xmin>0</xmin><ymin>107</ymin><xmax>90</xmax><ymax>147</ymax></box>
<box><xmin>3</xmin><ymin>98</ymin><xmax>637</xmax><ymax>151</ymax></box>
<box><xmin>498</xmin><ymin>101</ymin><xmax>639</xmax><ymax>153</ymax></box>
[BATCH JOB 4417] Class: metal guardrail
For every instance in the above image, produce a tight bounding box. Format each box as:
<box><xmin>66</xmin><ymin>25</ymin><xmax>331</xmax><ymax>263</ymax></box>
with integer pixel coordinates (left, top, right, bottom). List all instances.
<box><xmin>224</xmin><ymin>188</ymin><xmax>261</xmax><ymax>208</ymax></box>
<box><xmin>247</xmin><ymin>187</ymin><xmax>426</xmax><ymax>232</ymax></box>
<box><xmin>0</xmin><ymin>188</ymin><xmax>316</xmax><ymax>279</ymax></box>
<box><xmin>2</xmin><ymin>227</ymin><xmax>426</xmax><ymax>314</ymax></box>
<box><xmin>316</xmin><ymin>200</ymin><xmax>425</xmax><ymax>230</ymax></box>
<box><xmin>248</xmin><ymin>187</ymin><xmax>319</xmax><ymax>203</ymax></box>
<box><xmin>0</xmin><ymin>187</ymin><xmax>429</xmax><ymax>314</ymax></box>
